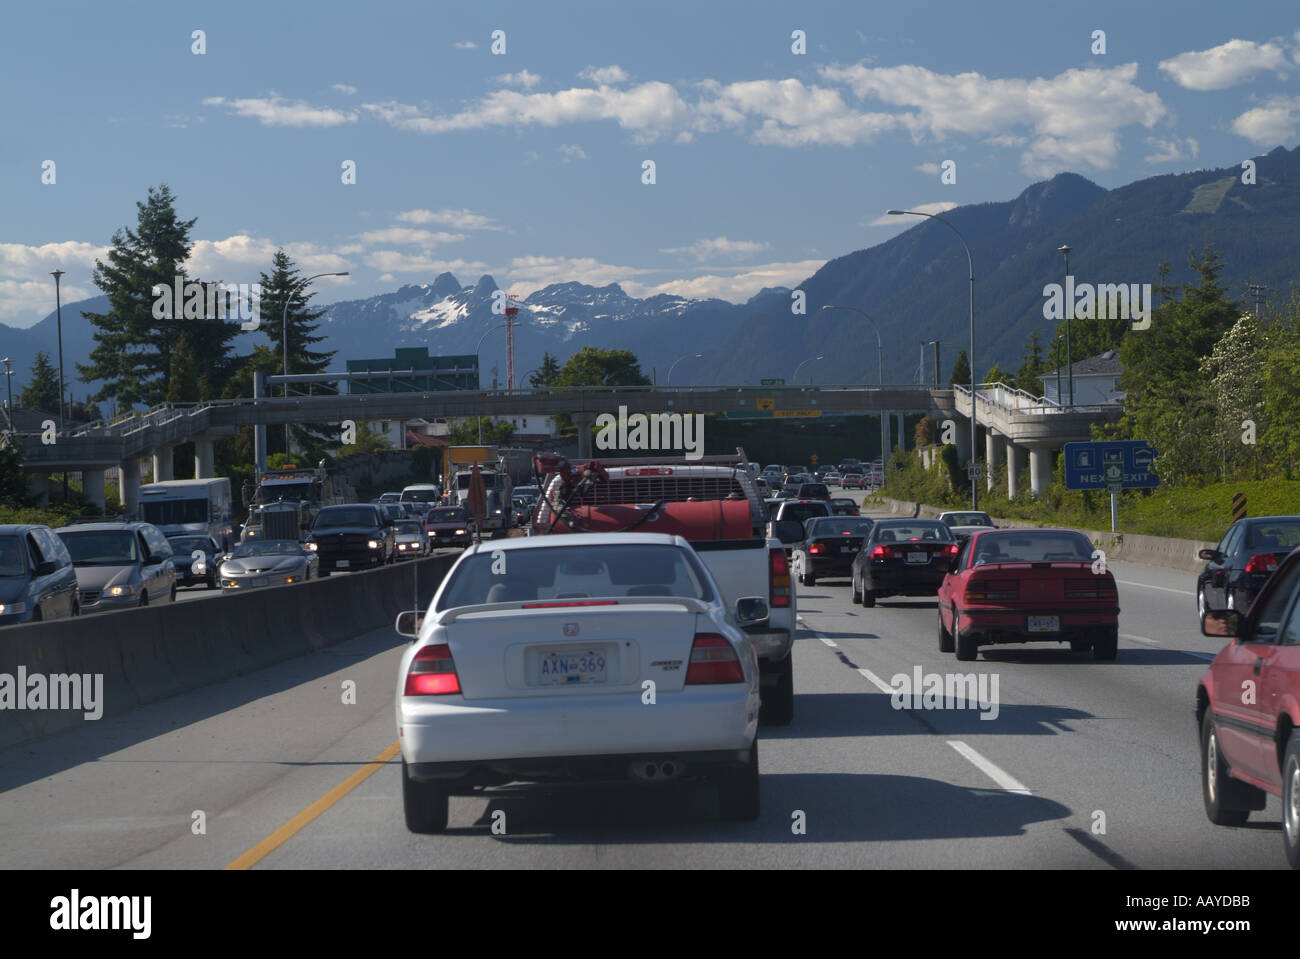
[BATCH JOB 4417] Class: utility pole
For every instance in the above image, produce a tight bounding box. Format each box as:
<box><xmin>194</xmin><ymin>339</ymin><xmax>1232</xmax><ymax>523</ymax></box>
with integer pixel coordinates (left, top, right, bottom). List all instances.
<box><xmin>1245</xmin><ymin>283</ymin><xmax>1269</xmax><ymax>320</ymax></box>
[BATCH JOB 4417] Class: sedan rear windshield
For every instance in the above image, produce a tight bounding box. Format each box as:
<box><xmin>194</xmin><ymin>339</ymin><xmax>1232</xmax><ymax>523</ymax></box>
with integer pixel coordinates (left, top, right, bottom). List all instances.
<box><xmin>1245</xmin><ymin>522</ymin><xmax>1300</xmax><ymax>550</ymax></box>
<box><xmin>808</xmin><ymin>519</ymin><xmax>873</xmax><ymax>538</ymax></box>
<box><xmin>969</xmin><ymin>531</ymin><xmax>1094</xmax><ymax>564</ymax></box>
<box><xmin>60</xmin><ymin>531</ymin><xmax>140</xmax><ymax>565</ymax></box>
<box><xmin>872</xmin><ymin>523</ymin><xmax>951</xmax><ymax>543</ymax></box>
<box><xmin>943</xmin><ymin>512</ymin><xmax>994</xmax><ymax>527</ymax></box>
<box><xmin>779</xmin><ymin>503</ymin><xmax>829</xmax><ymax>524</ymax></box>
<box><xmin>437</xmin><ymin>544</ymin><xmax>714</xmax><ymax>610</ymax></box>
<box><xmin>314</xmin><ymin>508</ymin><xmax>378</xmax><ymax>528</ymax></box>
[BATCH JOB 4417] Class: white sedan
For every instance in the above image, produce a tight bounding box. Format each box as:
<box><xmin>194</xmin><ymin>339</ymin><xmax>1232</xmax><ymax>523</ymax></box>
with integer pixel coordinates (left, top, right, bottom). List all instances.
<box><xmin>394</xmin><ymin>532</ymin><xmax>764</xmax><ymax>833</ymax></box>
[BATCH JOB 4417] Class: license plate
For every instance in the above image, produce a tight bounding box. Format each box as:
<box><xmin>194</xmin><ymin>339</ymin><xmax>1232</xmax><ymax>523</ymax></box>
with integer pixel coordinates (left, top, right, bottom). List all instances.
<box><xmin>1028</xmin><ymin>615</ymin><xmax>1060</xmax><ymax>632</ymax></box>
<box><xmin>251</xmin><ymin>577</ymin><xmax>268</xmax><ymax>587</ymax></box>
<box><xmin>336</xmin><ymin>559</ymin><xmax>350</xmax><ymax>568</ymax></box>
<box><xmin>906</xmin><ymin>551</ymin><xmax>929</xmax><ymax>564</ymax></box>
<box><xmin>538</xmin><ymin>649</ymin><xmax>608</xmax><ymax>685</ymax></box>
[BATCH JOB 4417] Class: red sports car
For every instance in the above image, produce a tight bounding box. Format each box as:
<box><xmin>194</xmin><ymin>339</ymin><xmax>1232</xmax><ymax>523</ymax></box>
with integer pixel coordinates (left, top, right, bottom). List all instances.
<box><xmin>1196</xmin><ymin>546</ymin><xmax>1300</xmax><ymax>869</ymax></box>
<box><xmin>936</xmin><ymin>527</ymin><xmax>1119</xmax><ymax>662</ymax></box>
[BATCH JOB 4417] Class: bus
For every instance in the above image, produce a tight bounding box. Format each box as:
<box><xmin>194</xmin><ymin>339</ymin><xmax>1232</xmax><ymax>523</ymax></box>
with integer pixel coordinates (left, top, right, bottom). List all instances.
<box><xmin>139</xmin><ymin>478</ymin><xmax>234</xmax><ymax>550</ymax></box>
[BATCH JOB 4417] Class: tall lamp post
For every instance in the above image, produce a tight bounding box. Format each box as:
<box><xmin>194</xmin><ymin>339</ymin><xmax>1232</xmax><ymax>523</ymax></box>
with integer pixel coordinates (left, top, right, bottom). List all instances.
<box><xmin>474</xmin><ymin>323</ymin><xmax>508</xmax><ymax>443</ymax></box>
<box><xmin>887</xmin><ymin>209</ymin><xmax>977</xmax><ymax>509</ymax></box>
<box><xmin>792</xmin><ymin>354</ymin><xmax>824</xmax><ymax>384</ymax></box>
<box><xmin>822</xmin><ymin>304</ymin><xmax>887</xmax><ymax>472</ymax></box>
<box><xmin>666</xmin><ymin>352</ymin><xmax>702</xmax><ymax>386</ymax></box>
<box><xmin>1055</xmin><ymin>334</ymin><xmax>1065</xmax><ymax>407</ymax></box>
<box><xmin>283</xmin><ymin>271</ymin><xmax>349</xmax><ymax>456</ymax></box>
<box><xmin>50</xmin><ymin>271</ymin><xmax>66</xmax><ymax>431</ymax></box>
<box><xmin>2</xmin><ymin>357</ymin><xmax>12</xmax><ymax>432</ymax></box>
<box><xmin>1058</xmin><ymin>244</ymin><xmax>1073</xmax><ymax>409</ymax></box>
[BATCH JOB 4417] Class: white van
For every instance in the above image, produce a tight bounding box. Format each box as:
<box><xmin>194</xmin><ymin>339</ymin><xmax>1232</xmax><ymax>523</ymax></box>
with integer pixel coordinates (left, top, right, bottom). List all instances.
<box><xmin>401</xmin><ymin>484</ymin><xmax>441</xmax><ymax>503</ymax></box>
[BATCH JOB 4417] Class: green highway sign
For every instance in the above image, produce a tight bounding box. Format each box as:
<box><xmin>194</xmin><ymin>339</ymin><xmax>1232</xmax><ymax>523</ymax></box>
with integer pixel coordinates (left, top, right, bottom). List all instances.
<box><xmin>760</xmin><ymin>378</ymin><xmax>785</xmax><ymax>386</ymax></box>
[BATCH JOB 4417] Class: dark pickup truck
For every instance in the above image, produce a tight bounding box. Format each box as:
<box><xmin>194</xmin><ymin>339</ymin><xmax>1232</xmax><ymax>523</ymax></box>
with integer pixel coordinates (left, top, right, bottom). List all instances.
<box><xmin>304</xmin><ymin>504</ymin><xmax>394</xmax><ymax>574</ymax></box>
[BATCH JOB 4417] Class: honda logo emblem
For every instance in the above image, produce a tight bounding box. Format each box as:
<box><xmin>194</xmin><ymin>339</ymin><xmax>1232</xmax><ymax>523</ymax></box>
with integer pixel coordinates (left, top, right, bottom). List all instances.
<box><xmin>563</xmin><ymin>623</ymin><xmax>579</xmax><ymax>636</ymax></box>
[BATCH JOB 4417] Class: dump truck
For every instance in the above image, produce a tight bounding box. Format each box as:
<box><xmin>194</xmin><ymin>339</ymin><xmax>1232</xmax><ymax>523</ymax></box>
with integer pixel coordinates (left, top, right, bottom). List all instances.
<box><xmin>442</xmin><ymin>446</ymin><xmax>512</xmax><ymax>536</ymax></box>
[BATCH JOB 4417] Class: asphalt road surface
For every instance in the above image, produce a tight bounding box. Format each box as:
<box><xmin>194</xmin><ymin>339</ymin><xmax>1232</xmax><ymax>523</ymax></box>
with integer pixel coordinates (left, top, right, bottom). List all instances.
<box><xmin>0</xmin><ymin>501</ymin><xmax>1286</xmax><ymax>869</ymax></box>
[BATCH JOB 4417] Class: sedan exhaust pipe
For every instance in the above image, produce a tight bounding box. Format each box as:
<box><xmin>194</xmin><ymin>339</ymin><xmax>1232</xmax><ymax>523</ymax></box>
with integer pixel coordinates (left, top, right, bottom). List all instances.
<box><xmin>629</xmin><ymin>759</ymin><xmax>684</xmax><ymax>781</ymax></box>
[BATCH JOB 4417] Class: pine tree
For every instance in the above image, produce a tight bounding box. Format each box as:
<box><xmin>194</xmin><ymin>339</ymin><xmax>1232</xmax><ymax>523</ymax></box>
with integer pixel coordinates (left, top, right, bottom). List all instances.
<box><xmin>20</xmin><ymin>352</ymin><xmax>60</xmax><ymax>412</ymax></box>
<box><xmin>529</xmin><ymin>352</ymin><xmax>561</xmax><ymax>387</ymax></box>
<box><xmin>948</xmin><ymin>349</ymin><xmax>971</xmax><ymax>388</ymax></box>
<box><xmin>79</xmin><ymin>184</ymin><xmax>198</xmax><ymax>408</ymax></box>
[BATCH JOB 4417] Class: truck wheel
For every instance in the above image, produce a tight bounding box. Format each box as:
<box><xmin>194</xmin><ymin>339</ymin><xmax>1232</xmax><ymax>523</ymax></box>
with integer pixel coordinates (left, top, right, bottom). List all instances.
<box><xmin>1092</xmin><ymin>627</ymin><xmax>1118</xmax><ymax>661</ymax></box>
<box><xmin>938</xmin><ymin>609</ymin><xmax>954</xmax><ymax>653</ymax></box>
<box><xmin>759</xmin><ymin>655</ymin><xmax>794</xmax><ymax>727</ymax></box>
<box><xmin>1283</xmin><ymin>732</ymin><xmax>1300</xmax><ymax>869</ymax></box>
<box><xmin>1201</xmin><ymin>710</ymin><xmax>1262</xmax><ymax>825</ymax></box>
<box><xmin>718</xmin><ymin>739</ymin><xmax>760</xmax><ymax>822</ymax></box>
<box><xmin>402</xmin><ymin>759</ymin><xmax>449</xmax><ymax>834</ymax></box>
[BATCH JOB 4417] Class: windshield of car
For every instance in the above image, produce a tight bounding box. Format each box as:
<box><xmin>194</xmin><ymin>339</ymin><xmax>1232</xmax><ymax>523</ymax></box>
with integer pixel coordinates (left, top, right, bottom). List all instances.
<box><xmin>428</xmin><ymin>508</ymin><xmax>469</xmax><ymax>522</ymax></box>
<box><xmin>314</xmin><ymin>508</ymin><xmax>378</xmax><ymax>528</ymax></box>
<box><xmin>1245</xmin><ymin>521</ymin><xmax>1300</xmax><ymax>551</ymax></box>
<box><xmin>943</xmin><ymin>512</ymin><xmax>994</xmax><ymax>527</ymax></box>
<box><xmin>779</xmin><ymin>502</ymin><xmax>829</xmax><ymax>524</ymax></box>
<box><xmin>0</xmin><ymin>536</ymin><xmax>27</xmax><ymax>576</ymax></box>
<box><xmin>437</xmin><ymin>544</ymin><xmax>713</xmax><ymax>610</ymax></box>
<box><xmin>167</xmin><ymin>536</ymin><xmax>212</xmax><ymax>553</ymax></box>
<box><xmin>396</xmin><ymin>521</ymin><xmax>424</xmax><ymax>534</ymax></box>
<box><xmin>230</xmin><ymin>540</ymin><xmax>304</xmax><ymax>558</ymax></box>
<box><xmin>59</xmin><ymin>530</ymin><xmax>140</xmax><ymax>566</ymax></box>
<box><xmin>808</xmin><ymin>518</ymin><xmax>874</xmax><ymax>538</ymax></box>
<box><xmin>968</xmin><ymin>530</ymin><xmax>1094</xmax><ymax>565</ymax></box>
<box><xmin>871</xmin><ymin>523</ymin><xmax>951</xmax><ymax>543</ymax></box>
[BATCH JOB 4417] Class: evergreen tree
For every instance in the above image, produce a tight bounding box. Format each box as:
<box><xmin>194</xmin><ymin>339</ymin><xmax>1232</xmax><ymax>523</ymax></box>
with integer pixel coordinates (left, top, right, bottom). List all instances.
<box><xmin>983</xmin><ymin>362</ymin><xmax>1008</xmax><ymax>384</ymax></box>
<box><xmin>529</xmin><ymin>352</ymin><xmax>561</xmax><ymax>387</ymax></box>
<box><xmin>948</xmin><ymin>349</ymin><xmax>971</xmax><ymax>388</ymax></box>
<box><xmin>20</xmin><ymin>352</ymin><xmax>60</xmax><ymax>412</ymax></box>
<box><xmin>1012</xmin><ymin>330</ymin><xmax>1048</xmax><ymax>394</ymax></box>
<box><xmin>448</xmin><ymin>417</ymin><xmax>515</xmax><ymax>445</ymax></box>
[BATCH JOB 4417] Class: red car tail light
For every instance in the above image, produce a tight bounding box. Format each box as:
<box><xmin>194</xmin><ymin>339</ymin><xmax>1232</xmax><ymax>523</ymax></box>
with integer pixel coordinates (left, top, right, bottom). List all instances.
<box><xmin>1065</xmin><ymin>577</ymin><xmax>1118</xmax><ymax>599</ymax></box>
<box><xmin>685</xmin><ymin>633</ymin><xmax>744</xmax><ymax>684</ymax></box>
<box><xmin>404</xmin><ymin>643</ymin><xmax>460</xmax><ymax>696</ymax></box>
<box><xmin>944</xmin><ymin>543</ymin><xmax>960</xmax><ymax>556</ymax></box>
<box><xmin>809</xmin><ymin>543</ymin><xmax>825</xmax><ymax>555</ymax></box>
<box><xmin>965</xmin><ymin>578</ymin><xmax>1019</xmax><ymax>602</ymax></box>
<box><xmin>521</xmin><ymin>600</ymin><xmax>619</xmax><ymax>608</ymax></box>
<box><xmin>770</xmin><ymin>548</ymin><xmax>791</xmax><ymax>607</ymax></box>
<box><xmin>871</xmin><ymin>545</ymin><xmax>895</xmax><ymax>560</ymax></box>
<box><xmin>1245</xmin><ymin>553</ymin><xmax>1279</xmax><ymax>574</ymax></box>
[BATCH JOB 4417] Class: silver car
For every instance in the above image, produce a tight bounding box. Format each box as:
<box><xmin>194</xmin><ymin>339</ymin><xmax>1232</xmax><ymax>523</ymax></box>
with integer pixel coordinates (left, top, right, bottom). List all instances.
<box><xmin>393</xmin><ymin>520</ymin><xmax>428</xmax><ymax>559</ymax></box>
<box><xmin>57</xmin><ymin>522</ymin><xmax>177</xmax><ymax>611</ymax></box>
<box><xmin>219</xmin><ymin>539</ymin><xmax>319</xmax><ymax>591</ymax></box>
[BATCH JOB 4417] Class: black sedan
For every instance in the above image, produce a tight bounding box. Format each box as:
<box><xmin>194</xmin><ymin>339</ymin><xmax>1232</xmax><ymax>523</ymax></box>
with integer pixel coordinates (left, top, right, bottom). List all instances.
<box><xmin>1197</xmin><ymin>515</ymin><xmax>1300</xmax><ymax>618</ymax></box>
<box><xmin>166</xmin><ymin>534</ymin><xmax>222</xmax><ymax>589</ymax></box>
<box><xmin>851</xmin><ymin>519</ymin><xmax>958</xmax><ymax>608</ymax></box>
<box><xmin>793</xmin><ymin>516</ymin><xmax>874</xmax><ymax>586</ymax></box>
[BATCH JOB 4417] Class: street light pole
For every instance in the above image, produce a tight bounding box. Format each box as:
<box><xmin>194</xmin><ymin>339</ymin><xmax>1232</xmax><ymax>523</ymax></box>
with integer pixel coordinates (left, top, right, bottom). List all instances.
<box><xmin>2</xmin><ymin>357</ymin><xmax>12</xmax><ymax>433</ymax></box>
<box><xmin>666</xmin><ymin>352</ymin><xmax>702</xmax><ymax>386</ymax></box>
<box><xmin>283</xmin><ymin>271</ymin><xmax>349</xmax><ymax>457</ymax></box>
<box><xmin>822</xmin><ymin>304</ymin><xmax>887</xmax><ymax>472</ymax></box>
<box><xmin>887</xmin><ymin>210</ymin><xmax>977</xmax><ymax>509</ymax></box>
<box><xmin>474</xmin><ymin>323</ymin><xmax>509</xmax><ymax>444</ymax></box>
<box><xmin>50</xmin><ymin>270</ymin><xmax>66</xmax><ymax>431</ymax></box>
<box><xmin>1058</xmin><ymin>244</ymin><xmax>1073</xmax><ymax>409</ymax></box>
<box><xmin>792</xmin><ymin>354</ymin><xmax>824</xmax><ymax>384</ymax></box>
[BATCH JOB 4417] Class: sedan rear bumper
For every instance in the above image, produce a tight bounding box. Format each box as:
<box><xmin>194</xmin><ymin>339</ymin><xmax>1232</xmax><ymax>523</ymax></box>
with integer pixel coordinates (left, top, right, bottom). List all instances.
<box><xmin>407</xmin><ymin>747</ymin><xmax>752</xmax><ymax>786</ymax></box>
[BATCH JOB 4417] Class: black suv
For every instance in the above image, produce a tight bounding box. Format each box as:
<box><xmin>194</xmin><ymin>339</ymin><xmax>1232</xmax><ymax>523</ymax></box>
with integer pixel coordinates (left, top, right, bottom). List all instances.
<box><xmin>305</xmin><ymin>504</ymin><xmax>395</xmax><ymax>575</ymax></box>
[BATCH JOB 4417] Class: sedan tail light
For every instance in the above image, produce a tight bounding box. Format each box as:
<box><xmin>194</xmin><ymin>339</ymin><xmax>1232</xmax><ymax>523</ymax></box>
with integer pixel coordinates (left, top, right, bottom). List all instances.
<box><xmin>685</xmin><ymin>633</ymin><xmax>744</xmax><ymax>684</ymax></box>
<box><xmin>870</xmin><ymin>544</ymin><xmax>895</xmax><ymax>560</ymax></box>
<box><xmin>1245</xmin><ymin>553</ymin><xmax>1280</xmax><ymax>574</ymax></box>
<box><xmin>770</xmin><ymin>548</ymin><xmax>791</xmax><ymax>607</ymax></box>
<box><xmin>964</xmin><ymin>578</ymin><xmax>1019</xmax><ymax>601</ymax></box>
<box><xmin>404</xmin><ymin>643</ymin><xmax>461</xmax><ymax>696</ymax></box>
<box><xmin>1065</xmin><ymin>577</ymin><xmax>1118</xmax><ymax>599</ymax></box>
<box><xmin>809</xmin><ymin>543</ymin><xmax>825</xmax><ymax>555</ymax></box>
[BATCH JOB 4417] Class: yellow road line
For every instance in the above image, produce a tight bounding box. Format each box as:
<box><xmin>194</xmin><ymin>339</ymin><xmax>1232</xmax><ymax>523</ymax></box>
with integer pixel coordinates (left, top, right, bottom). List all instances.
<box><xmin>225</xmin><ymin>740</ymin><xmax>401</xmax><ymax>870</ymax></box>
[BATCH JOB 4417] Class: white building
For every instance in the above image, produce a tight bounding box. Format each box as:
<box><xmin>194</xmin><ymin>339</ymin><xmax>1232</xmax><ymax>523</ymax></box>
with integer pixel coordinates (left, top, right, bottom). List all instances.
<box><xmin>1037</xmin><ymin>349</ymin><xmax>1124</xmax><ymax>407</ymax></box>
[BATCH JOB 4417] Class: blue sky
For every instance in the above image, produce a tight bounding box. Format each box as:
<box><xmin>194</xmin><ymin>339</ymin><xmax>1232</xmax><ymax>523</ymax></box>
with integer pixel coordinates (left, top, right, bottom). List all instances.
<box><xmin>3</xmin><ymin>0</ymin><xmax>1298</xmax><ymax>327</ymax></box>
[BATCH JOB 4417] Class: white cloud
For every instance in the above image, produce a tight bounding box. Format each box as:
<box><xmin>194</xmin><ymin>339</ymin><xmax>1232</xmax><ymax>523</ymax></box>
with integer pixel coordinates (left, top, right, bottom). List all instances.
<box><xmin>377</xmin><ymin>273</ymin><xmax>396</xmax><ymax>283</ymax></box>
<box><xmin>695</xmin><ymin>78</ymin><xmax>900</xmax><ymax>146</ymax></box>
<box><xmin>185</xmin><ymin>236</ymin><xmax>354</xmax><ymax>280</ymax></box>
<box><xmin>864</xmin><ymin>201</ymin><xmax>957</xmax><ymax>227</ymax></box>
<box><xmin>914</xmin><ymin>162</ymin><xmax>940</xmax><ymax>175</ymax></box>
<box><xmin>332</xmin><ymin>83</ymin><xmax>358</xmax><ymax>95</ymax></box>
<box><xmin>1143</xmin><ymin>135</ymin><xmax>1199</xmax><ymax>164</ymax></box>
<box><xmin>363</xmin><ymin>251</ymin><xmax>490</xmax><ymax>274</ymax></box>
<box><xmin>1158</xmin><ymin>39</ymin><xmax>1290</xmax><ymax>91</ymax></box>
<box><xmin>623</xmin><ymin>260</ymin><xmax>826</xmax><ymax>304</ymax></box>
<box><xmin>395</xmin><ymin>208</ymin><xmax>504</xmax><ymax>231</ymax></box>
<box><xmin>453</xmin><ymin>40</ymin><xmax>476</xmax><ymax>50</ymax></box>
<box><xmin>202</xmin><ymin>95</ymin><xmax>357</xmax><ymax>127</ymax></box>
<box><xmin>821</xmin><ymin>62</ymin><xmax>1166</xmax><ymax>175</ymax></box>
<box><xmin>578</xmin><ymin>65</ymin><xmax>630</xmax><ymax>85</ymax></box>
<box><xmin>1231</xmin><ymin>95</ymin><xmax>1300</xmax><ymax>144</ymax></box>
<box><xmin>558</xmin><ymin>144</ymin><xmax>587</xmax><ymax>162</ymax></box>
<box><xmin>495</xmin><ymin>70</ymin><xmax>542</xmax><ymax>90</ymax></box>
<box><xmin>504</xmin><ymin>255</ymin><xmax>657</xmax><ymax>295</ymax></box>
<box><xmin>0</xmin><ymin>241</ymin><xmax>112</xmax><ymax>324</ymax></box>
<box><xmin>660</xmin><ymin>236</ymin><xmax>771</xmax><ymax>261</ymax></box>
<box><xmin>354</xmin><ymin>228</ymin><xmax>465</xmax><ymax>246</ymax></box>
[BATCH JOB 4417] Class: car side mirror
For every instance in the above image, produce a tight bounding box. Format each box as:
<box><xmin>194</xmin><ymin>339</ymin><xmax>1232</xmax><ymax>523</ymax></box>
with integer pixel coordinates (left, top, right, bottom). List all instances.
<box><xmin>1198</xmin><ymin>548</ymin><xmax>1223</xmax><ymax>562</ymax></box>
<box><xmin>33</xmin><ymin>560</ymin><xmax>57</xmax><ymax>577</ymax></box>
<box><xmin>395</xmin><ymin>610</ymin><xmax>424</xmax><ymax>638</ymax></box>
<box><xmin>147</xmin><ymin>553</ymin><xmax>167</xmax><ymax>565</ymax></box>
<box><xmin>735</xmin><ymin>597</ymin><xmax>768</xmax><ymax>626</ymax></box>
<box><xmin>1201</xmin><ymin>609</ymin><xmax>1241</xmax><ymax>638</ymax></box>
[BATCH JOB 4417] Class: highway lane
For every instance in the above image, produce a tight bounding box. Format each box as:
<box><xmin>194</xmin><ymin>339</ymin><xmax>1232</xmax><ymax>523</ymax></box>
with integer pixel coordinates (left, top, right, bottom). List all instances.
<box><xmin>0</xmin><ymin>506</ymin><xmax>1287</xmax><ymax>869</ymax></box>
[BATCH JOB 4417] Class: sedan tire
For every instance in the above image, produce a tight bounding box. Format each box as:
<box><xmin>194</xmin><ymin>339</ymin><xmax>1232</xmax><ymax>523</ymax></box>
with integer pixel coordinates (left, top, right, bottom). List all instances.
<box><xmin>954</xmin><ymin>615</ymin><xmax>977</xmax><ymax>662</ymax></box>
<box><xmin>1284</xmin><ymin>733</ymin><xmax>1300</xmax><ymax>869</ymax></box>
<box><xmin>759</xmin><ymin>655</ymin><xmax>794</xmax><ymax>727</ymax></box>
<box><xmin>1201</xmin><ymin>711</ymin><xmax>1262</xmax><ymax>826</ymax></box>
<box><xmin>1092</xmin><ymin>627</ymin><xmax>1118</xmax><ymax>661</ymax></box>
<box><xmin>860</xmin><ymin>587</ymin><xmax>876</xmax><ymax>608</ymax></box>
<box><xmin>851</xmin><ymin>573</ymin><xmax>862</xmax><ymax>604</ymax></box>
<box><xmin>402</xmin><ymin>759</ymin><xmax>450</xmax><ymax>834</ymax></box>
<box><xmin>938</xmin><ymin>609</ymin><xmax>954</xmax><ymax>653</ymax></box>
<box><xmin>718</xmin><ymin>740</ymin><xmax>760</xmax><ymax>822</ymax></box>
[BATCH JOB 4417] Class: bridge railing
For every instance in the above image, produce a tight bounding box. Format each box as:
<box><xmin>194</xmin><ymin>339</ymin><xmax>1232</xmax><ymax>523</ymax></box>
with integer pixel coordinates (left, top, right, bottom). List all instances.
<box><xmin>955</xmin><ymin>382</ymin><xmax>1115</xmax><ymax>416</ymax></box>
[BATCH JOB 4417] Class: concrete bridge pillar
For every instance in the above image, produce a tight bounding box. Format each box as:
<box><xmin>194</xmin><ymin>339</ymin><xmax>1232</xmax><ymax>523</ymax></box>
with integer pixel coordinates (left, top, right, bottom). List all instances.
<box><xmin>29</xmin><ymin>473</ymin><xmax>49</xmax><ymax>507</ymax></box>
<box><xmin>1006</xmin><ymin>442</ymin><xmax>1027</xmax><ymax>499</ymax></box>
<box><xmin>1029</xmin><ymin>445</ymin><xmax>1052</xmax><ymax>499</ymax></box>
<box><xmin>194</xmin><ymin>439</ymin><xmax>215</xmax><ymax>478</ymax></box>
<box><xmin>119</xmin><ymin>460</ymin><xmax>140</xmax><ymax>515</ymax></box>
<box><xmin>985</xmin><ymin>432</ymin><xmax>1005</xmax><ymax>493</ymax></box>
<box><xmin>82</xmin><ymin>468</ymin><xmax>106</xmax><ymax>512</ymax></box>
<box><xmin>952</xmin><ymin>415</ymin><xmax>972</xmax><ymax>467</ymax></box>
<box><xmin>153</xmin><ymin>446</ymin><xmax>174</xmax><ymax>481</ymax></box>
<box><xmin>574</xmin><ymin>412</ymin><xmax>595</xmax><ymax>459</ymax></box>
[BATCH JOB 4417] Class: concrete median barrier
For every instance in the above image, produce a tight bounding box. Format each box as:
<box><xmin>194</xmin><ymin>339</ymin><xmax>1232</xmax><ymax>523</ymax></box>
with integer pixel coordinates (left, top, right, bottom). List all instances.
<box><xmin>0</xmin><ymin>553</ymin><xmax>458</xmax><ymax>750</ymax></box>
